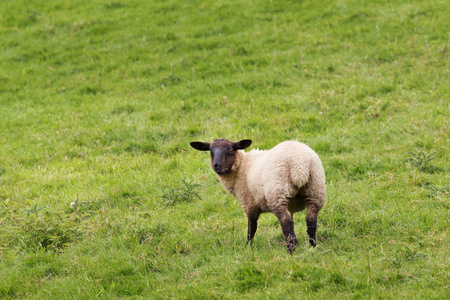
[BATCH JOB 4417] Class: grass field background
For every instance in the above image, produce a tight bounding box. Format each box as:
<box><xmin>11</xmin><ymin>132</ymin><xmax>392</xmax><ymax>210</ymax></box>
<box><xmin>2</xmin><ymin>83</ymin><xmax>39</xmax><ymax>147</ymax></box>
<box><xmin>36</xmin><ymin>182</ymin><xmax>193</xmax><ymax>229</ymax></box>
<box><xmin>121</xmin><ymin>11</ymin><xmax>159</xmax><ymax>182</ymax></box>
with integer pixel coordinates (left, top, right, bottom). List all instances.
<box><xmin>0</xmin><ymin>0</ymin><xmax>448</xmax><ymax>298</ymax></box>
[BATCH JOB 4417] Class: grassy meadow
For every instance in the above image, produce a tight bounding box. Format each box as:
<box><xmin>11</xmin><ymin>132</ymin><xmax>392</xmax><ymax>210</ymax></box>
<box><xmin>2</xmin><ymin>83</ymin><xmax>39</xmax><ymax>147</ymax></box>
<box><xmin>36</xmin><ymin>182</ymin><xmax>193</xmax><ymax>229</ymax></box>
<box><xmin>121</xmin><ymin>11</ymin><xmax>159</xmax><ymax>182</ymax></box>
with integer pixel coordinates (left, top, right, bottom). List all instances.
<box><xmin>0</xmin><ymin>0</ymin><xmax>449</xmax><ymax>298</ymax></box>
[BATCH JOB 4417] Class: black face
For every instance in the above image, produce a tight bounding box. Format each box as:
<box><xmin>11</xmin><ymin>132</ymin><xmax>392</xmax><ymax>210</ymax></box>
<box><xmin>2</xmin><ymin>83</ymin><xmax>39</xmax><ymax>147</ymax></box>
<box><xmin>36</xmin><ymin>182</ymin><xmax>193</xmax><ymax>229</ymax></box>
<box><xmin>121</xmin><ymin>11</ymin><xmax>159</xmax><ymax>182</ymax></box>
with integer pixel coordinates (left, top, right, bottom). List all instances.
<box><xmin>209</xmin><ymin>140</ymin><xmax>236</xmax><ymax>175</ymax></box>
<box><xmin>190</xmin><ymin>139</ymin><xmax>253</xmax><ymax>175</ymax></box>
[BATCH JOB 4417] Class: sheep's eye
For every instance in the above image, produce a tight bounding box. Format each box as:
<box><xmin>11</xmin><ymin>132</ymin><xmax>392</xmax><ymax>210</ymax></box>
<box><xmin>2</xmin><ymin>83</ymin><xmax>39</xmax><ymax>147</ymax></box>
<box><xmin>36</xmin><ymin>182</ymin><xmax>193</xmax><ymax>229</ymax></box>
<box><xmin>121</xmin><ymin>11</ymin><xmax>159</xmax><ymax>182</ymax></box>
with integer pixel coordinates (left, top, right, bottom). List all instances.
<box><xmin>210</xmin><ymin>151</ymin><xmax>214</xmax><ymax>158</ymax></box>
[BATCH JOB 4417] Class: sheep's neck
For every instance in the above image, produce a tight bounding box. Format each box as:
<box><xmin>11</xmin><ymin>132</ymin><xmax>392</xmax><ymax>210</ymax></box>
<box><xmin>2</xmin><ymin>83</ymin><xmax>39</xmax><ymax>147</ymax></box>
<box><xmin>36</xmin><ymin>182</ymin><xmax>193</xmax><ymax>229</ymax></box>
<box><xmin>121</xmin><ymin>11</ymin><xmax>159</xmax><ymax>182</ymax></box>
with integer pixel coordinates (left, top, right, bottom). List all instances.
<box><xmin>216</xmin><ymin>150</ymin><xmax>247</xmax><ymax>198</ymax></box>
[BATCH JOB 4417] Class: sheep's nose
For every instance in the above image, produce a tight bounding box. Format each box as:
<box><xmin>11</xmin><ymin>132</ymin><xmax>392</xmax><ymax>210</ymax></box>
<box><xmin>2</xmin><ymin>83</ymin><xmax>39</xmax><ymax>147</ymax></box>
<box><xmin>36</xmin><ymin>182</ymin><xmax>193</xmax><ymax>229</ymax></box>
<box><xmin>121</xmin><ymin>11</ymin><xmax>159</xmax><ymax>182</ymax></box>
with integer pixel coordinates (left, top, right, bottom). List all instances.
<box><xmin>213</xmin><ymin>163</ymin><xmax>224</xmax><ymax>173</ymax></box>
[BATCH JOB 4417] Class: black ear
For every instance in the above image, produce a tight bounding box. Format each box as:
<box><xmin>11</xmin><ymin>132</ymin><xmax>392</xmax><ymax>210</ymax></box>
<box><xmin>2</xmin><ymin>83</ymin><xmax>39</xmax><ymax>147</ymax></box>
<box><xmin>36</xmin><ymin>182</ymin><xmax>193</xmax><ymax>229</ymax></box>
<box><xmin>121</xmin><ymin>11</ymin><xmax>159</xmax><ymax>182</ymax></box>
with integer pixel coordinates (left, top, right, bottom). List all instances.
<box><xmin>190</xmin><ymin>141</ymin><xmax>211</xmax><ymax>151</ymax></box>
<box><xmin>234</xmin><ymin>139</ymin><xmax>252</xmax><ymax>150</ymax></box>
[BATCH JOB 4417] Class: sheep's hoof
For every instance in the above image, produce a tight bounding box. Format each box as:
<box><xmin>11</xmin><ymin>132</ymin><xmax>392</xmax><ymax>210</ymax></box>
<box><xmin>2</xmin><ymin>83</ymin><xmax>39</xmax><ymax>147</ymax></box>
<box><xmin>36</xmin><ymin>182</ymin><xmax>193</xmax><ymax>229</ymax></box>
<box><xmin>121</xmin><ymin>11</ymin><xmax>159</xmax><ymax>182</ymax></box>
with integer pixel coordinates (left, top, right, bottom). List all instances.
<box><xmin>286</xmin><ymin>236</ymin><xmax>299</xmax><ymax>253</ymax></box>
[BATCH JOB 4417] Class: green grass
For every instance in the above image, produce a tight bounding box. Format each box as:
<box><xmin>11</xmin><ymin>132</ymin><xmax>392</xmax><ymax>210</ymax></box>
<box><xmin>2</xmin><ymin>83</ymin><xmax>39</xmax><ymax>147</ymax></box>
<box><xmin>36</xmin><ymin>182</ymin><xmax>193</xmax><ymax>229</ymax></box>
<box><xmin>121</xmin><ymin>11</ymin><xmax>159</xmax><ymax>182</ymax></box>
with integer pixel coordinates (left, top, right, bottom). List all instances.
<box><xmin>0</xmin><ymin>0</ymin><xmax>449</xmax><ymax>298</ymax></box>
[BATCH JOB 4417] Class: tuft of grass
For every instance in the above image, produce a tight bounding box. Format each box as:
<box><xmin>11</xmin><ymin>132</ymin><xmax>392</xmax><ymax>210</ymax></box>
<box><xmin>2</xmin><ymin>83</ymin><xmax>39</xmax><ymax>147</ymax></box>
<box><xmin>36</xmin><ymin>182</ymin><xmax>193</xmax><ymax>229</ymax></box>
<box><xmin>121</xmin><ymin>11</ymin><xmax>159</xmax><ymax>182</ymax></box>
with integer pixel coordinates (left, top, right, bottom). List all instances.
<box><xmin>160</xmin><ymin>179</ymin><xmax>202</xmax><ymax>206</ymax></box>
<box><xmin>233</xmin><ymin>265</ymin><xmax>268</xmax><ymax>292</ymax></box>
<box><xmin>405</xmin><ymin>149</ymin><xmax>436</xmax><ymax>173</ymax></box>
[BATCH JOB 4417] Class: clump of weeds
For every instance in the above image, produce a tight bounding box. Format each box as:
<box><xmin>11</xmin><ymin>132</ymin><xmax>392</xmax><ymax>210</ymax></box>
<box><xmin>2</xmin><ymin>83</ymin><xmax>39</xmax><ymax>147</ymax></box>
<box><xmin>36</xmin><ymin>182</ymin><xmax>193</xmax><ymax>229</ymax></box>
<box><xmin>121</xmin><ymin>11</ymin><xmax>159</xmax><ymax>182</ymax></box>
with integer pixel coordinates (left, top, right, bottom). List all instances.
<box><xmin>405</xmin><ymin>149</ymin><xmax>436</xmax><ymax>173</ymax></box>
<box><xmin>160</xmin><ymin>180</ymin><xmax>201</xmax><ymax>206</ymax></box>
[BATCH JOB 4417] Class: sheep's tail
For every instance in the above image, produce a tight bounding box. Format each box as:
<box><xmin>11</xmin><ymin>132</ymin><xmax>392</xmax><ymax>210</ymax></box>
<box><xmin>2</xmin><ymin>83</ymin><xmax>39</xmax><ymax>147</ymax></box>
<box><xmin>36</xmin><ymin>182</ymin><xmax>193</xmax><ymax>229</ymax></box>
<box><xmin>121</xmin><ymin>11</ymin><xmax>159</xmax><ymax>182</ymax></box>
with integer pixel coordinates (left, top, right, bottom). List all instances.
<box><xmin>289</xmin><ymin>158</ymin><xmax>311</xmax><ymax>189</ymax></box>
<box><xmin>291</xmin><ymin>154</ymin><xmax>327</xmax><ymax>207</ymax></box>
<box><xmin>289</xmin><ymin>151</ymin><xmax>326</xmax><ymax>195</ymax></box>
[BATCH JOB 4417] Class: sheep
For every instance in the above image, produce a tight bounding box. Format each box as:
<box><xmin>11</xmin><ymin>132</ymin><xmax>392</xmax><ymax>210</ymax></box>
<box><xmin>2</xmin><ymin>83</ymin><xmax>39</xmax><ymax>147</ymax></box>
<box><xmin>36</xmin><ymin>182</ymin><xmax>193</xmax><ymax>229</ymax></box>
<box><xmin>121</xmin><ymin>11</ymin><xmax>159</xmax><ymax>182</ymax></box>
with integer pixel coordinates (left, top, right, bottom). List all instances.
<box><xmin>190</xmin><ymin>139</ymin><xmax>326</xmax><ymax>253</ymax></box>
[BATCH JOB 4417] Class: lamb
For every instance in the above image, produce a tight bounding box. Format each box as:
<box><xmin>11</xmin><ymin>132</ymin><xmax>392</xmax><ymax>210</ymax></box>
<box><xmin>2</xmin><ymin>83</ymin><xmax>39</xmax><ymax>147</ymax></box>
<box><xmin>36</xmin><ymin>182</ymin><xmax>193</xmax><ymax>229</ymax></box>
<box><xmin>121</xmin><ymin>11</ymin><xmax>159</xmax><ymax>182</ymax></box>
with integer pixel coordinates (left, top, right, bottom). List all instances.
<box><xmin>190</xmin><ymin>139</ymin><xmax>326</xmax><ymax>253</ymax></box>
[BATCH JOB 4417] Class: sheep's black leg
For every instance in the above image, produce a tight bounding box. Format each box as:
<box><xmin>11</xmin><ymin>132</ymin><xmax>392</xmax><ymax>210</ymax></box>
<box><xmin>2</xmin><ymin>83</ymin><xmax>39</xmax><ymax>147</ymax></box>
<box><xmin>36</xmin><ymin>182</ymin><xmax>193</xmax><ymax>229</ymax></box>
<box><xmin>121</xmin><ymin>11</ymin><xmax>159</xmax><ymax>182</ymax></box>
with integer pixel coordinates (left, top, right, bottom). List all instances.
<box><xmin>273</xmin><ymin>208</ymin><xmax>299</xmax><ymax>254</ymax></box>
<box><xmin>306</xmin><ymin>203</ymin><xmax>319</xmax><ymax>247</ymax></box>
<box><xmin>246</xmin><ymin>211</ymin><xmax>260</xmax><ymax>244</ymax></box>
